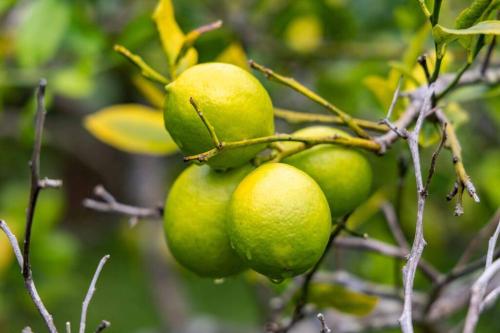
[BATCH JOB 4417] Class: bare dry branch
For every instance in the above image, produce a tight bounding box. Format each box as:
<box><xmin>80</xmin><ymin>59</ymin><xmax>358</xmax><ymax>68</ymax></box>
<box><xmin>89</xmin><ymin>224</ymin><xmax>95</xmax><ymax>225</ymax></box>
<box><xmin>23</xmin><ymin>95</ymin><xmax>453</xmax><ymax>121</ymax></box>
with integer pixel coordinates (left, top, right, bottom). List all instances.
<box><xmin>317</xmin><ymin>313</ymin><xmax>331</xmax><ymax>333</ymax></box>
<box><xmin>463</xmin><ymin>216</ymin><xmax>500</xmax><ymax>333</ymax></box>
<box><xmin>94</xmin><ymin>320</ymin><xmax>111</xmax><ymax>333</ymax></box>
<box><xmin>83</xmin><ymin>185</ymin><xmax>163</xmax><ymax>223</ymax></box>
<box><xmin>79</xmin><ymin>255</ymin><xmax>111</xmax><ymax>333</ymax></box>
<box><xmin>399</xmin><ymin>84</ymin><xmax>435</xmax><ymax>333</ymax></box>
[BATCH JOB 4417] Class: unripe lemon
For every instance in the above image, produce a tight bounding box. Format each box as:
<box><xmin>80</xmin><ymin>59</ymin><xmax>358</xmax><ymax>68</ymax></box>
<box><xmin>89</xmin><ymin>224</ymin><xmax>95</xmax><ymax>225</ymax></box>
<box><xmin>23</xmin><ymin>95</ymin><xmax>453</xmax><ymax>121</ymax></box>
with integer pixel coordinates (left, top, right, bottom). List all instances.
<box><xmin>164</xmin><ymin>164</ymin><xmax>253</xmax><ymax>278</ymax></box>
<box><xmin>227</xmin><ymin>163</ymin><xmax>331</xmax><ymax>280</ymax></box>
<box><xmin>283</xmin><ymin>126</ymin><xmax>372</xmax><ymax>217</ymax></box>
<box><xmin>164</xmin><ymin>63</ymin><xmax>275</xmax><ymax>169</ymax></box>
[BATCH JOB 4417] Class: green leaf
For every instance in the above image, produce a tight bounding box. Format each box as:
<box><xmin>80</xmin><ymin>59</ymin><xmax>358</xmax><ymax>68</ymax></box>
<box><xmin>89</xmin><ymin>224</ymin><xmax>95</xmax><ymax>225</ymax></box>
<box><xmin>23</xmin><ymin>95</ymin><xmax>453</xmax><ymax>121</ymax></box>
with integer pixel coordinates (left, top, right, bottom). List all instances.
<box><xmin>433</xmin><ymin>20</ymin><xmax>500</xmax><ymax>45</ymax></box>
<box><xmin>15</xmin><ymin>0</ymin><xmax>69</xmax><ymax>68</ymax></box>
<box><xmin>84</xmin><ymin>104</ymin><xmax>178</xmax><ymax>155</ymax></box>
<box><xmin>305</xmin><ymin>283</ymin><xmax>378</xmax><ymax>316</ymax></box>
<box><xmin>455</xmin><ymin>0</ymin><xmax>493</xmax><ymax>29</ymax></box>
<box><xmin>216</xmin><ymin>43</ymin><xmax>249</xmax><ymax>70</ymax></box>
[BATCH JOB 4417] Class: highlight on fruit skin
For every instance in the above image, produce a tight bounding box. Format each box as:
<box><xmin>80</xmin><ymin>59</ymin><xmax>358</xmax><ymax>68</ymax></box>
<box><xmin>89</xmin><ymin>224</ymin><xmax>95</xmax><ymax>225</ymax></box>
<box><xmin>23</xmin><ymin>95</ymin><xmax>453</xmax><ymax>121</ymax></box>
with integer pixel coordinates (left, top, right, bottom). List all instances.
<box><xmin>283</xmin><ymin>126</ymin><xmax>373</xmax><ymax>217</ymax></box>
<box><xmin>227</xmin><ymin>163</ymin><xmax>332</xmax><ymax>281</ymax></box>
<box><xmin>163</xmin><ymin>62</ymin><xmax>275</xmax><ymax>170</ymax></box>
<box><xmin>163</xmin><ymin>163</ymin><xmax>253</xmax><ymax>278</ymax></box>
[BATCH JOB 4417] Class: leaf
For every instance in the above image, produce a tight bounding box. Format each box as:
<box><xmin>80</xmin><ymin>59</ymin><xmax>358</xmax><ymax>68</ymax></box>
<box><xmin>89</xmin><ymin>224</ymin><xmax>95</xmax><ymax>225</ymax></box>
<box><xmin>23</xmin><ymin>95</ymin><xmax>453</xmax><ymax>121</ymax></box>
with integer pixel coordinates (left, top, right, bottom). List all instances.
<box><xmin>152</xmin><ymin>0</ymin><xmax>197</xmax><ymax>73</ymax></box>
<box><xmin>84</xmin><ymin>104</ymin><xmax>178</xmax><ymax>155</ymax></box>
<box><xmin>152</xmin><ymin>0</ymin><xmax>184</xmax><ymax>66</ymax></box>
<box><xmin>455</xmin><ymin>0</ymin><xmax>493</xmax><ymax>29</ymax></box>
<box><xmin>433</xmin><ymin>20</ymin><xmax>500</xmax><ymax>45</ymax></box>
<box><xmin>305</xmin><ymin>283</ymin><xmax>378</xmax><ymax>316</ymax></box>
<box><xmin>15</xmin><ymin>0</ymin><xmax>69</xmax><ymax>68</ymax></box>
<box><xmin>132</xmin><ymin>75</ymin><xmax>165</xmax><ymax>109</ymax></box>
<box><xmin>363</xmin><ymin>75</ymin><xmax>394</xmax><ymax>109</ymax></box>
<box><xmin>216</xmin><ymin>43</ymin><xmax>249</xmax><ymax>70</ymax></box>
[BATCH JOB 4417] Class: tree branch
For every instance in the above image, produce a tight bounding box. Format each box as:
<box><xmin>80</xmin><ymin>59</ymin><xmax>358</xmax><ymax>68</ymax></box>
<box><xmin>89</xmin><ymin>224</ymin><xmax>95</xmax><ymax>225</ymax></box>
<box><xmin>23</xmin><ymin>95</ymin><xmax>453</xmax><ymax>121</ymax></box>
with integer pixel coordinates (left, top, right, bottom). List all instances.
<box><xmin>249</xmin><ymin>60</ymin><xmax>371</xmax><ymax>138</ymax></box>
<box><xmin>79</xmin><ymin>255</ymin><xmax>111</xmax><ymax>333</ymax></box>
<box><xmin>83</xmin><ymin>185</ymin><xmax>163</xmax><ymax>225</ymax></box>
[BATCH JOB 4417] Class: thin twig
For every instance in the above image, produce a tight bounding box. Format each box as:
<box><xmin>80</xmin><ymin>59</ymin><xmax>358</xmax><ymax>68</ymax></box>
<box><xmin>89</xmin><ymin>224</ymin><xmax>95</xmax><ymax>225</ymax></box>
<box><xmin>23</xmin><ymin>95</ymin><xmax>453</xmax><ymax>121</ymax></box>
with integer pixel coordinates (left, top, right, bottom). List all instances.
<box><xmin>274</xmin><ymin>108</ymin><xmax>389</xmax><ymax>132</ymax></box>
<box><xmin>417</xmin><ymin>55</ymin><xmax>431</xmax><ymax>84</ymax></box>
<box><xmin>317</xmin><ymin>313</ymin><xmax>331</xmax><ymax>333</ymax></box>
<box><xmin>249</xmin><ymin>60</ymin><xmax>371</xmax><ymax>139</ymax></box>
<box><xmin>333</xmin><ymin>236</ymin><xmax>440</xmax><ymax>282</ymax></box>
<box><xmin>454</xmin><ymin>209</ymin><xmax>500</xmax><ymax>270</ymax></box>
<box><xmin>190</xmin><ymin>97</ymin><xmax>221</xmax><ymax>148</ymax></box>
<box><xmin>83</xmin><ymin>185</ymin><xmax>163</xmax><ymax>223</ymax></box>
<box><xmin>184</xmin><ymin>132</ymin><xmax>381</xmax><ymax>163</ymax></box>
<box><xmin>94</xmin><ymin>320</ymin><xmax>111</xmax><ymax>333</ymax></box>
<box><xmin>79</xmin><ymin>255</ymin><xmax>111</xmax><ymax>333</ymax></box>
<box><xmin>381</xmin><ymin>202</ymin><xmax>409</xmax><ymax>250</ymax></box>
<box><xmin>114</xmin><ymin>44</ymin><xmax>169</xmax><ymax>85</ymax></box>
<box><xmin>174</xmin><ymin>20</ymin><xmax>223</xmax><ymax>65</ymax></box>
<box><xmin>481</xmin><ymin>36</ymin><xmax>497</xmax><ymax>76</ymax></box>
<box><xmin>462</xmin><ymin>216</ymin><xmax>500</xmax><ymax>333</ymax></box>
<box><xmin>423</xmin><ymin>122</ymin><xmax>447</xmax><ymax>196</ymax></box>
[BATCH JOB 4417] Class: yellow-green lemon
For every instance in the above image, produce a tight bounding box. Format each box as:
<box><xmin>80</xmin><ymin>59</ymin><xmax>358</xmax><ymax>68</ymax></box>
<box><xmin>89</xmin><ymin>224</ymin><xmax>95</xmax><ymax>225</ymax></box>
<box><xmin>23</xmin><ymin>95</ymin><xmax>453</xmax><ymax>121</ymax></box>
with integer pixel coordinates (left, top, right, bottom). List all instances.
<box><xmin>164</xmin><ymin>164</ymin><xmax>253</xmax><ymax>278</ymax></box>
<box><xmin>227</xmin><ymin>163</ymin><xmax>331</xmax><ymax>280</ymax></box>
<box><xmin>283</xmin><ymin>126</ymin><xmax>372</xmax><ymax>217</ymax></box>
<box><xmin>164</xmin><ymin>63</ymin><xmax>274</xmax><ymax>169</ymax></box>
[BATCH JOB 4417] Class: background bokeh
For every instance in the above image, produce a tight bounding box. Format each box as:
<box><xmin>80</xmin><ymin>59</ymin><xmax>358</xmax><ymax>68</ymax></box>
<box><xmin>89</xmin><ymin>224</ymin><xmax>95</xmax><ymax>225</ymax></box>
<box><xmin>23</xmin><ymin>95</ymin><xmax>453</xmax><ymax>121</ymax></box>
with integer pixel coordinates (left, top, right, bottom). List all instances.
<box><xmin>0</xmin><ymin>0</ymin><xmax>499</xmax><ymax>332</ymax></box>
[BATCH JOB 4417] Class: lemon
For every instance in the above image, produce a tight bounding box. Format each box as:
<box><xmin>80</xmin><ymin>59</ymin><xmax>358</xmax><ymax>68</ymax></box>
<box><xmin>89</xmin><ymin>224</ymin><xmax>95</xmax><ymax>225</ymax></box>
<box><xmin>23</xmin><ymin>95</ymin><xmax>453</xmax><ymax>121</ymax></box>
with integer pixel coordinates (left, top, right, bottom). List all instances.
<box><xmin>227</xmin><ymin>163</ymin><xmax>331</xmax><ymax>280</ymax></box>
<box><xmin>283</xmin><ymin>126</ymin><xmax>372</xmax><ymax>217</ymax></box>
<box><xmin>164</xmin><ymin>164</ymin><xmax>253</xmax><ymax>278</ymax></box>
<box><xmin>164</xmin><ymin>63</ymin><xmax>275</xmax><ymax>169</ymax></box>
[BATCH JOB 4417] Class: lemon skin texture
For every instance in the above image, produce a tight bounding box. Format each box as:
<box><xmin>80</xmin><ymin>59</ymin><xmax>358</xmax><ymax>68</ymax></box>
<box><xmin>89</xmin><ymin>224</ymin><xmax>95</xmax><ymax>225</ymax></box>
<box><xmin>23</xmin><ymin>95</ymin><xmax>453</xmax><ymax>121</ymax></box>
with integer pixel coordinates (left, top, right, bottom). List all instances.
<box><xmin>164</xmin><ymin>164</ymin><xmax>253</xmax><ymax>278</ymax></box>
<box><xmin>283</xmin><ymin>126</ymin><xmax>372</xmax><ymax>217</ymax></box>
<box><xmin>164</xmin><ymin>63</ymin><xmax>275</xmax><ymax>170</ymax></box>
<box><xmin>227</xmin><ymin>163</ymin><xmax>332</xmax><ymax>280</ymax></box>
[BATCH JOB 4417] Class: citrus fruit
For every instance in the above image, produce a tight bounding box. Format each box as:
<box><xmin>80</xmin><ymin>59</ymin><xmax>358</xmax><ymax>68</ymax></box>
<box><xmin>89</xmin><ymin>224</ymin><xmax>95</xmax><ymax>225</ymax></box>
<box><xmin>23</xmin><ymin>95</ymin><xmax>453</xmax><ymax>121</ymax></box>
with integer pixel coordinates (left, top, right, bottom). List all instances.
<box><xmin>227</xmin><ymin>163</ymin><xmax>331</xmax><ymax>280</ymax></box>
<box><xmin>283</xmin><ymin>126</ymin><xmax>372</xmax><ymax>217</ymax></box>
<box><xmin>164</xmin><ymin>163</ymin><xmax>253</xmax><ymax>278</ymax></box>
<box><xmin>163</xmin><ymin>62</ymin><xmax>275</xmax><ymax>169</ymax></box>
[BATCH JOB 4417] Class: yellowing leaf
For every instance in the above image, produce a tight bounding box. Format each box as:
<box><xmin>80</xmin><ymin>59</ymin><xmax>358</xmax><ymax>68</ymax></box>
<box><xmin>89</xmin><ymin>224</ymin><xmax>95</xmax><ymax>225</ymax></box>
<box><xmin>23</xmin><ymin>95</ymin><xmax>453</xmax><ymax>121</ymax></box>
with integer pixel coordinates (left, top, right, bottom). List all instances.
<box><xmin>132</xmin><ymin>75</ymin><xmax>165</xmax><ymax>109</ymax></box>
<box><xmin>84</xmin><ymin>104</ymin><xmax>178</xmax><ymax>155</ymax></box>
<box><xmin>433</xmin><ymin>20</ymin><xmax>500</xmax><ymax>45</ymax></box>
<box><xmin>153</xmin><ymin>0</ymin><xmax>184</xmax><ymax>66</ymax></box>
<box><xmin>363</xmin><ymin>75</ymin><xmax>394</xmax><ymax>109</ymax></box>
<box><xmin>216</xmin><ymin>43</ymin><xmax>249</xmax><ymax>70</ymax></box>
<box><xmin>304</xmin><ymin>283</ymin><xmax>379</xmax><ymax>316</ymax></box>
<box><xmin>284</xmin><ymin>15</ymin><xmax>323</xmax><ymax>53</ymax></box>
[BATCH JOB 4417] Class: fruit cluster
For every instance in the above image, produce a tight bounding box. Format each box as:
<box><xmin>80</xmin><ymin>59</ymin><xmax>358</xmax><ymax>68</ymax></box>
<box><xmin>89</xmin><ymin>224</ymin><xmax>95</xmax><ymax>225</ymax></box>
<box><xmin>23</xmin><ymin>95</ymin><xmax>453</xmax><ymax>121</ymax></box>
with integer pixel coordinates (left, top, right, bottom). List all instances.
<box><xmin>163</xmin><ymin>63</ymin><xmax>372</xmax><ymax>280</ymax></box>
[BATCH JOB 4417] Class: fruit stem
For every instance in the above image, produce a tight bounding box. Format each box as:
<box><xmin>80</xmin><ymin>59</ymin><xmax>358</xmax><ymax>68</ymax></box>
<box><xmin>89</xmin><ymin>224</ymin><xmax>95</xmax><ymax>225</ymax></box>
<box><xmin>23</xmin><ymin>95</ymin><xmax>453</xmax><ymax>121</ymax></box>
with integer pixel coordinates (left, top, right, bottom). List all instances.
<box><xmin>249</xmin><ymin>60</ymin><xmax>371</xmax><ymax>139</ymax></box>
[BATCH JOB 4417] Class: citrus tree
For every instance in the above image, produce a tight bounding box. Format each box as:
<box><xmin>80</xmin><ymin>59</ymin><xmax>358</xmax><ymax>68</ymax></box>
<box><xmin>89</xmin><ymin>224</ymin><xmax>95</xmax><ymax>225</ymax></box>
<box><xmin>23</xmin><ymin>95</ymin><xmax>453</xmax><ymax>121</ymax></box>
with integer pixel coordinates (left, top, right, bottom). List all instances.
<box><xmin>1</xmin><ymin>0</ymin><xmax>500</xmax><ymax>332</ymax></box>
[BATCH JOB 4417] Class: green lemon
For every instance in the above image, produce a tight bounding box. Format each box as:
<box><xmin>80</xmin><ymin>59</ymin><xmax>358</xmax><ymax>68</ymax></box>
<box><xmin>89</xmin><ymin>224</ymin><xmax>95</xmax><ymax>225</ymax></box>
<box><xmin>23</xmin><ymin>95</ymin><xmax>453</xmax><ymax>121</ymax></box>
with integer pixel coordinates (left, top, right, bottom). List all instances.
<box><xmin>164</xmin><ymin>164</ymin><xmax>253</xmax><ymax>278</ymax></box>
<box><xmin>164</xmin><ymin>62</ymin><xmax>275</xmax><ymax>169</ymax></box>
<box><xmin>283</xmin><ymin>126</ymin><xmax>372</xmax><ymax>217</ymax></box>
<box><xmin>227</xmin><ymin>163</ymin><xmax>331</xmax><ymax>280</ymax></box>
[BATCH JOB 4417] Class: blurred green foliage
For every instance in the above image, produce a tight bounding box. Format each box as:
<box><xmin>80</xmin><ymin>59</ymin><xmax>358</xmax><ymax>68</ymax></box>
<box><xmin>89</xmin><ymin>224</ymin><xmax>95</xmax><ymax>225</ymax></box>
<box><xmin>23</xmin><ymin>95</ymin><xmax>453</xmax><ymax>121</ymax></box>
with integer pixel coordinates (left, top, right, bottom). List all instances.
<box><xmin>0</xmin><ymin>0</ymin><xmax>499</xmax><ymax>332</ymax></box>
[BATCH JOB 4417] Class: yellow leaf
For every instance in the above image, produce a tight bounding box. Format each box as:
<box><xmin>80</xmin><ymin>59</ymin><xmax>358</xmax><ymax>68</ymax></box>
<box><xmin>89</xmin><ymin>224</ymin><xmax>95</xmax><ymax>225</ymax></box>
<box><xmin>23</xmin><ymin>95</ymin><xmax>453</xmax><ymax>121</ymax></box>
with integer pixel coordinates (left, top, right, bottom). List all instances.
<box><xmin>152</xmin><ymin>0</ymin><xmax>198</xmax><ymax>74</ymax></box>
<box><xmin>132</xmin><ymin>75</ymin><xmax>165</xmax><ymax>109</ymax></box>
<box><xmin>153</xmin><ymin>0</ymin><xmax>184</xmax><ymax>66</ymax></box>
<box><xmin>84</xmin><ymin>104</ymin><xmax>178</xmax><ymax>155</ymax></box>
<box><xmin>216</xmin><ymin>42</ymin><xmax>249</xmax><ymax>70</ymax></box>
